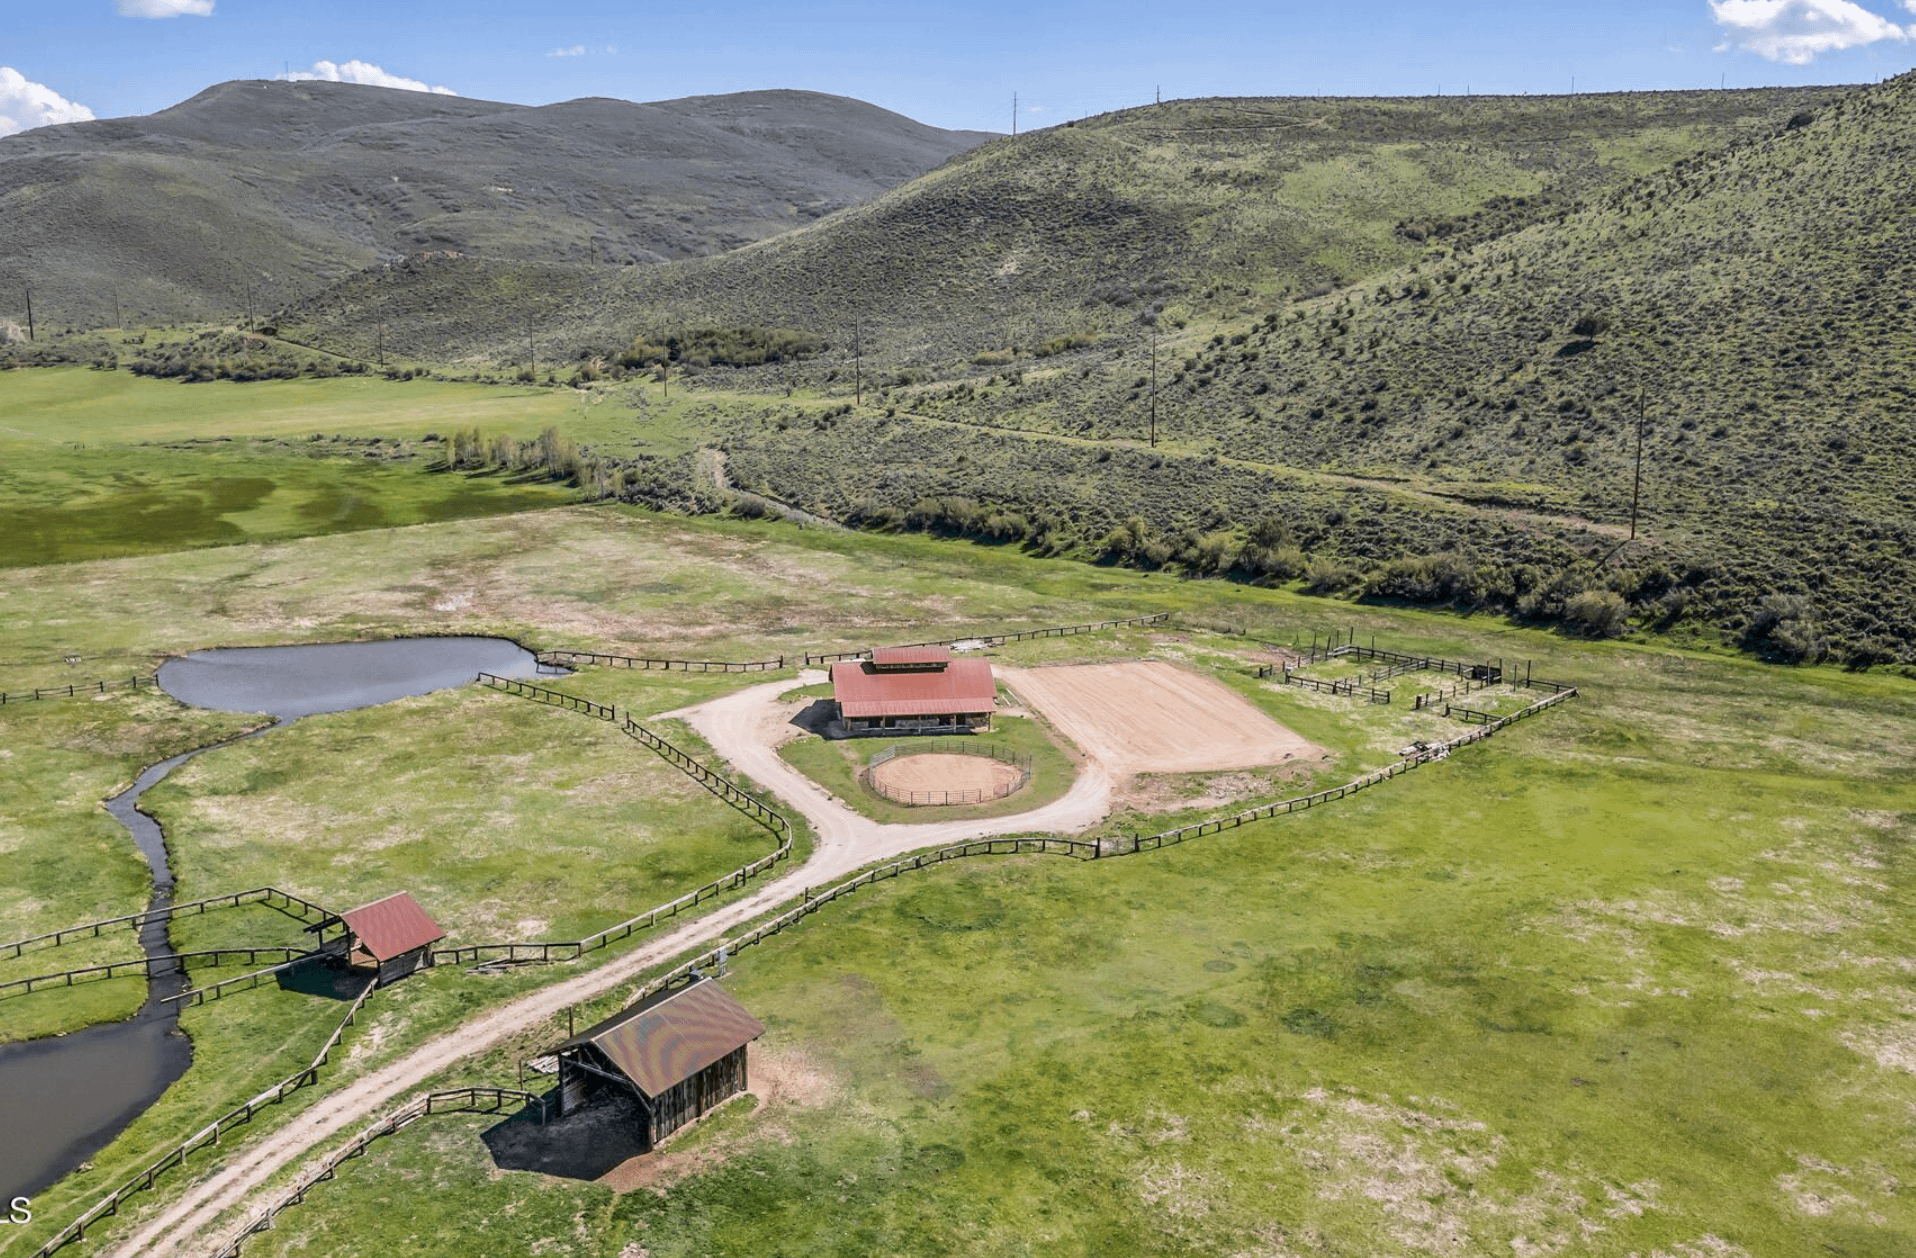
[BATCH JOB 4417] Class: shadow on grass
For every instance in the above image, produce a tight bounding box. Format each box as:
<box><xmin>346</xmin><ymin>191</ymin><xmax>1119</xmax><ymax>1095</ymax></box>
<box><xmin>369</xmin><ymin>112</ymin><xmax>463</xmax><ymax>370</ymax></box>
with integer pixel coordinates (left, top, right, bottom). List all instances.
<box><xmin>482</xmin><ymin>1089</ymin><xmax>647</xmax><ymax>1179</ymax></box>
<box><xmin>274</xmin><ymin>957</ymin><xmax>367</xmax><ymax>1002</ymax></box>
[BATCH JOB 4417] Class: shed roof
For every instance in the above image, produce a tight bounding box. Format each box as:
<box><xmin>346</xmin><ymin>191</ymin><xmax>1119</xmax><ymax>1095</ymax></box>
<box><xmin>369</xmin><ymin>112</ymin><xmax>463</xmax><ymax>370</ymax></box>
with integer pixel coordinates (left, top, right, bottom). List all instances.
<box><xmin>870</xmin><ymin>645</ymin><xmax>952</xmax><ymax>668</ymax></box>
<box><xmin>336</xmin><ymin>892</ymin><xmax>445</xmax><ymax>962</ymax></box>
<box><xmin>560</xmin><ymin>978</ymin><xmax>764</xmax><ymax>1097</ymax></box>
<box><xmin>831</xmin><ymin>657</ymin><xmax>996</xmax><ymax>719</ymax></box>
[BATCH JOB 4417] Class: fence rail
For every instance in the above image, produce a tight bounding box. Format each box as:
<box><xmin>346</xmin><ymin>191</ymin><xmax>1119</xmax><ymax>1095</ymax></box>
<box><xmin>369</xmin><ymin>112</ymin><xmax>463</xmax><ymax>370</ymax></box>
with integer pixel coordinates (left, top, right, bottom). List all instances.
<box><xmin>32</xmin><ymin>978</ymin><xmax>376</xmax><ymax>1258</ymax></box>
<box><xmin>1</xmin><ymin>887</ymin><xmax>335</xmax><ymax>961</ymax></box>
<box><xmin>0</xmin><ymin>674</ymin><xmax>160</xmax><ymax>706</ymax></box>
<box><xmin>212</xmin><ymin>1087</ymin><xmax>548</xmax><ymax>1258</ymax></box>
<box><xmin>601</xmin><ymin>835</ymin><xmax>1103</xmax><ymax>1024</ymax></box>
<box><xmin>535</xmin><ymin>651</ymin><xmax>785</xmax><ymax>673</ymax></box>
<box><xmin>1262</xmin><ymin>669</ymin><xmax>1393</xmax><ymax>704</ymax></box>
<box><xmin>439</xmin><ymin>676</ymin><xmax>796</xmax><ymax>966</ymax></box>
<box><xmin>864</xmin><ymin>739</ymin><xmax>1034</xmax><ymax>807</ymax></box>
<box><xmin>1122</xmin><ymin>685</ymin><xmax>1579</xmax><ymax>853</ymax></box>
<box><xmin>539</xmin><ymin>613</ymin><xmax>1175</xmax><ymax>672</ymax></box>
<box><xmin>0</xmin><ymin>947</ymin><xmax>311</xmax><ymax>998</ymax></box>
<box><xmin>164</xmin><ymin>953</ymin><xmax>320</xmax><ymax>1007</ymax></box>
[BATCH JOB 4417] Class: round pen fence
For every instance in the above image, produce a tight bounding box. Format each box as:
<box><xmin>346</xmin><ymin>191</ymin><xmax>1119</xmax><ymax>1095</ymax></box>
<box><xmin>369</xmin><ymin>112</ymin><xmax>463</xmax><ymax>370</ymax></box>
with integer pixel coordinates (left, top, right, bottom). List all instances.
<box><xmin>863</xmin><ymin>739</ymin><xmax>1033</xmax><ymax>807</ymax></box>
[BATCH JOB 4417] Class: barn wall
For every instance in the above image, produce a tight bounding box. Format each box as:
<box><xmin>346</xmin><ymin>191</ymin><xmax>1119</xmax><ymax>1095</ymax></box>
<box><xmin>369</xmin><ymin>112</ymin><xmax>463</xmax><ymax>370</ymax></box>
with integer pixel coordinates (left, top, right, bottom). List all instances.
<box><xmin>646</xmin><ymin>1047</ymin><xmax>748</xmax><ymax>1145</ymax></box>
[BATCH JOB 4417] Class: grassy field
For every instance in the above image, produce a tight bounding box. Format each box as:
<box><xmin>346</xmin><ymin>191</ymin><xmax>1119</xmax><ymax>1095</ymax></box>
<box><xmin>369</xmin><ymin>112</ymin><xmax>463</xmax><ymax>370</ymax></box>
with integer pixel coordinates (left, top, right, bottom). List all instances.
<box><xmin>777</xmin><ymin>713</ymin><xmax>1079</xmax><ymax>824</ymax></box>
<box><xmin>145</xmin><ymin>685</ymin><xmax>780</xmax><ymax>945</ymax></box>
<box><xmin>0</xmin><ymin>692</ymin><xmax>265</xmax><ymax>1038</ymax></box>
<box><xmin>224</xmin><ymin>617</ymin><xmax>1916</xmax><ymax>1258</ymax></box>
<box><xmin>3</xmin><ymin>499</ymin><xmax>1912</xmax><ymax>1257</ymax></box>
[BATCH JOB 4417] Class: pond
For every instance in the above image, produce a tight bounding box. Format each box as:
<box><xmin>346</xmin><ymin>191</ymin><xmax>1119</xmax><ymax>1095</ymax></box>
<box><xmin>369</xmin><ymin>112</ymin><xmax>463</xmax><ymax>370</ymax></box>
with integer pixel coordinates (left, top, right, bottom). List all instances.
<box><xmin>0</xmin><ymin>636</ymin><xmax>544</xmax><ymax>1200</ymax></box>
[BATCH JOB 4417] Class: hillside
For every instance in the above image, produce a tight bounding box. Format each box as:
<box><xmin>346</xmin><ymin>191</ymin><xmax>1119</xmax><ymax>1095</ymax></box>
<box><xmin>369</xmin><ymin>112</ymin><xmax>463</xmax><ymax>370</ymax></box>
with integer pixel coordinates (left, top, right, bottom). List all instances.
<box><xmin>0</xmin><ymin>80</ymin><xmax>992</xmax><ymax>326</ymax></box>
<box><xmin>275</xmin><ymin>87</ymin><xmax>1837</xmax><ymax>362</ymax></box>
<box><xmin>766</xmin><ymin>71</ymin><xmax>1916</xmax><ymax>662</ymax></box>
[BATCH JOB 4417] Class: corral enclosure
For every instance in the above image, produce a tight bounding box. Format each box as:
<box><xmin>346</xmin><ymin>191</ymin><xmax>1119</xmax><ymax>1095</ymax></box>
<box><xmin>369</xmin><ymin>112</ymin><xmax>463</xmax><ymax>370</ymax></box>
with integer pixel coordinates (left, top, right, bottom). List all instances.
<box><xmin>1003</xmin><ymin>660</ymin><xmax>1325</xmax><ymax>777</ymax></box>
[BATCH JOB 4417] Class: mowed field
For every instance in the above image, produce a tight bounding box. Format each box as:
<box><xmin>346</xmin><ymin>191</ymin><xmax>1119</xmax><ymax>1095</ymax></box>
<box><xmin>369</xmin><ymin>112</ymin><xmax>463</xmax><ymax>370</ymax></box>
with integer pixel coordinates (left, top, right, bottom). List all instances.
<box><xmin>0</xmin><ymin>466</ymin><xmax>1912</xmax><ymax>1257</ymax></box>
<box><xmin>1006</xmin><ymin>660</ymin><xmax>1326</xmax><ymax>777</ymax></box>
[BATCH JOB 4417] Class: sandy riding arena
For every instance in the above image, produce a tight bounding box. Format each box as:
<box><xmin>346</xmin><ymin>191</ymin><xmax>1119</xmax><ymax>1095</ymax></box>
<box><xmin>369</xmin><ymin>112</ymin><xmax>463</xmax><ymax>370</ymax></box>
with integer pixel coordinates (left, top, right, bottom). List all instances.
<box><xmin>869</xmin><ymin>752</ymin><xmax>1025</xmax><ymax>804</ymax></box>
<box><xmin>1002</xmin><ymin>660</ymin><xmax>1324</xmax><ymax>777</ymax></box>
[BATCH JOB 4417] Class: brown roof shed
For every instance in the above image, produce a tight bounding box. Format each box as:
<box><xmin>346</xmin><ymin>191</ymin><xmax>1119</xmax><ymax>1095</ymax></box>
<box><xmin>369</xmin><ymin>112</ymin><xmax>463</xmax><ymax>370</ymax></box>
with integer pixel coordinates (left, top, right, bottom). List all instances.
<box><xmin>559</xmin><ymin>979</ymin><xmax>765</xmax><ymax>1098</ymax></box>
<box><xmin>335</xmin><ymin>892</ymin><xmax>445</xmax><ymax>962</ymax></box>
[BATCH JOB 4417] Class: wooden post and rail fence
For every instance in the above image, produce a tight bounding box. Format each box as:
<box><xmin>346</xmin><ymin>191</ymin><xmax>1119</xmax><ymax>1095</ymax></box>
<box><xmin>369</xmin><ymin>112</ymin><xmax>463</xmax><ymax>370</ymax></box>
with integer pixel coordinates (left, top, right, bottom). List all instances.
<box><xmin>435</xmin><ymin>674</ymin><xmax>797</xmax><ymax>967</ymax></box>
<box><xmin>0</xmin><ymin>675</ymin><xmax>160</xmax><ymax>706</ymax></box>
<box><xmin>0</xmin><ymin>887</ymin><xmax>335</xmax><ymax>962</ymax></box>
<box><xmin>0</xmin><ymin>947</ymin><xmax>311</xmax><ymax>999</ymax></box>
<box><xmin>211</xmin><ymin>1088</ymin><xmax>549</xmax><ymax>1258</ymax></box>
<box><xmin>534</xmin><ymin>612</ymin><xmax>1174</xmax><ymax>673</ymax></box>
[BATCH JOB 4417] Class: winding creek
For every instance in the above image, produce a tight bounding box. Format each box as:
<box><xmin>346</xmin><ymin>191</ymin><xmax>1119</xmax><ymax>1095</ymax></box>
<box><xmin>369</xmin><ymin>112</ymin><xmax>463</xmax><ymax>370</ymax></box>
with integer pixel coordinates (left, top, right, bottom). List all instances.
<box><xmin>0</xmin><ymin>637</ymin><xmax>544</xmax><ymax>1199</ymax></box>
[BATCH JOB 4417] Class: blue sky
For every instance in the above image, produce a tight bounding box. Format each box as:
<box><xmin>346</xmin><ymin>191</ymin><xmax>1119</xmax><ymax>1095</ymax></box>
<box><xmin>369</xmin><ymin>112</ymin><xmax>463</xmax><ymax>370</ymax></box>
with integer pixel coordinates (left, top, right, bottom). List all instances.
<box><xmin>3</xmin><ymin>0</ymin><xmax>1914</xmax><ymax>136</ymax></box>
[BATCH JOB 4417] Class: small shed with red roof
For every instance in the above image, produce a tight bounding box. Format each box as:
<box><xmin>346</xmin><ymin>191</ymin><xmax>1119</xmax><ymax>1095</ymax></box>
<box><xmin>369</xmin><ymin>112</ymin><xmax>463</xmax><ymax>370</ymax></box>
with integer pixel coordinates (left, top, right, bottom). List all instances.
<box><xmin>555</xmin><ymin>977</ymin><xmax>765</xmax><ymax>1146</ymax></box>
<box><xmin>831</xmin><ymin>647</ymin><xmax>996</xmax><ymax>735</ymax></box>
<box><xmin>310</xmin><ymin>891</ymin><xmax>445</xmax><ymax>986</ymax></box>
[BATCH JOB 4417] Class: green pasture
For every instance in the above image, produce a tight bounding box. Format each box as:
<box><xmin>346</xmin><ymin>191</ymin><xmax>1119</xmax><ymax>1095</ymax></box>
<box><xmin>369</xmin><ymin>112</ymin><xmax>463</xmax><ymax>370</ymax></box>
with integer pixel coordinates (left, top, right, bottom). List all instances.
<box><xmin>0</xmin><ymin>693</ymin><xmax>264</xmax><ymax>1038</ymax></box>
<box><xmin>1</xmin><ymin>499</ymin><xmax>1911</xmax><ymax>1257</ymax></box>
<box><xmin>229</xmin><ymin>618</ymin><xmax>1916</xmax><ymax>1258</ymax></box>
<box><xmin>0</xmin><ymin>368</ymin><xmax>747</xmax><ymax>568</ymax></box>
<box><xmin>145</xmin><ymin>685</ymin><xmax>782</xmax><ymax>945</ymax></box>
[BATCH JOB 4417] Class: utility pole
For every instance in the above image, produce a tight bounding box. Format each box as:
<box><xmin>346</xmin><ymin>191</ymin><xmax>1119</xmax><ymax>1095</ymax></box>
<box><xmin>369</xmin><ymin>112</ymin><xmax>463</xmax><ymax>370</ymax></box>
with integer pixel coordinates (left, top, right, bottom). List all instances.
<box><xmin>1012</xmin><ymin>92</ymin><xmax>1018</xmax><ymax>136</ymax></box>
<box><xmin>113</xmin><ymin>288</ymin><xmax>123</xmax><ymax>331</ymax></box>
<box><xmin>853</xmin><ymin>311</ymin><xmax>863</xmax><ymax>407</ymax></box>
<box><xmin>1156</xmin><ymin>85</ymin><xmax>1160</xmax><ymax>105</ymax></box>
<box><xmin>24</xmin><ymin>281</ymin><xmax>34</xmax><ymax>342</ymax></box>
<box><xmin>1628</xmin><ymin>386</ymin><xmax>1647</xmax><ymax>541</ymax></box>
<box><xmin>525</xmin><ymin>321</ymin><xmax>536</xmax><ymax>380</ymax></box>
<box><xmin>1149</xmin><ymin>325</ymin><xmax>1159</xmax><ymax>448</ymax></box>
<box><xmin>376</xmin><ymin>318</ymin><xmax>386</xmax><ymax>367</ymax></box>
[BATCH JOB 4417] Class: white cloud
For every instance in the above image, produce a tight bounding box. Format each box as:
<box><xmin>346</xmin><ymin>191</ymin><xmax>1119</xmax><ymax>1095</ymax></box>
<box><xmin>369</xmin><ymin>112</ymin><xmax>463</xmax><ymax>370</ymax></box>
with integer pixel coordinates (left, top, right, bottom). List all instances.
<box><xmin>548</xmin><ymin>45</ymin><xmax>587</xmax><ymax>57</ymax></box>
<box><xmin>0</xmin><ymin>67</ymin><xmax>95</xmax><ymax>138</ymax></box>
<box><xmin>1709</xmin><ymin>0</ymin><xmax>1910</xmax><ymax>64</ymax></box>
<box><xmin>115</xmin><ymin>0</ymin><xmax>215</xmax><ymax>16</ymax></box>
<box><xmin>278</xmin><ymin>59</ymin><xmax>458</xmax><ymax>96</ymax></box>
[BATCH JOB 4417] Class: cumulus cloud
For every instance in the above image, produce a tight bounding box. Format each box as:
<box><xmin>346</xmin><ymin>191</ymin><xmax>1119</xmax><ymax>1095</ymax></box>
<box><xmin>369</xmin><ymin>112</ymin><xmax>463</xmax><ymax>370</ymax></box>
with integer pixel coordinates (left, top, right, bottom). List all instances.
<box><xmin>1709</xmin><ymin>0</ymin><xmax>1910</xmax><ymax>64</ymax></box>
<box><xmin>279</xmin><ymin>59</ymin><xmax>457</xmax><ymax>95</ymax></box>
<box><xmin>115</xmin><ymin>0</ymin><xmax>215</xmax><ymax>16</ymax></box>
<box><xmin>0</xmin><ymin>67</ymin><xmax>96</xmax><ymax>138</ymax></box>
<box><xmin>548</xmin><ymin>45</ymin><xmax>587</xmax><ymax>57</ymax></box>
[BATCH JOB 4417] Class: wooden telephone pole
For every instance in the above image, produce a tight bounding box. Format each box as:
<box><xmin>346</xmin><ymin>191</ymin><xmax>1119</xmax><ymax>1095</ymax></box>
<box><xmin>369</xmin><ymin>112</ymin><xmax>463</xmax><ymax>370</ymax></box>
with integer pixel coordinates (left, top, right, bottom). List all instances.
<box><xmin>1149</xmin><ymin>326</ymin><xmax>1159</xmax><ymax>447</ymax></box>
<box><xmin>1628</xmin><ymin>386</ymin><xmax>1648</xmax><ymax>541</ymax></box>
<box><xmin>853</xmin><ymin>311</ymin><xmax>863</xmax><ymax>407</ymax></box>
<box><xmin>23</xmin><ymin>282</ymin><xmax>34</xmax><ymax>342</ymax></box>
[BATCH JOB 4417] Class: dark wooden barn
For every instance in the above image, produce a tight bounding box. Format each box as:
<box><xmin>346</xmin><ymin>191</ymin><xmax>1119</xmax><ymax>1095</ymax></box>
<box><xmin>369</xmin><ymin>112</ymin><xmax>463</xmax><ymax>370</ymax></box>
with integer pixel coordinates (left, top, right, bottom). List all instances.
<box><xmin>555</xmin><ymin>978</ymin><xmax>765</xmax><ymax>1148</ymax></box>
<box><xmin>310</xmin><ymin>891</ymin><xmax>445</xmax><ymax>987</ymax></box>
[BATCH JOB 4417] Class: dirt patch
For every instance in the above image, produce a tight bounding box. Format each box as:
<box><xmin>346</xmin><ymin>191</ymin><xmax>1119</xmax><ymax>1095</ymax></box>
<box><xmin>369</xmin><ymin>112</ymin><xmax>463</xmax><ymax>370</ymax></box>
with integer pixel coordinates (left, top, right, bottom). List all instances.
<box><xmin>596</xmin><ymin>1045</ymin><xmax>839</xmax><ymax>1194</ymax></box>
<box><xmin>869</xmin><ymin>753</ymin><xmax>1025</xmax><ymax>805</ymax></box>
<box><xmin>1003</xmin><ymin>660</ymin><xmax>1325</xmax><ymax>779</ymax></box>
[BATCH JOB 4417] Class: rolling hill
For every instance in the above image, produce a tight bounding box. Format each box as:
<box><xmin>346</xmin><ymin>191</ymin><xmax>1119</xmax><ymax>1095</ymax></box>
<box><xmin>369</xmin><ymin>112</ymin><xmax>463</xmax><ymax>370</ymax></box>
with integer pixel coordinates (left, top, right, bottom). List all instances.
<box><xmin>0</xmin><ymin>80</ymin><xmax>994</xmax><ymax>327</ymax></box>
<box><xmin>745</xmin><ymin>71</ymin><xmax>1916</xmax><ymax>662</ymax></box>
<box><xmin>273</xmin><ymin>86</ymin><xmax>1837</xmax><ymax>363</ymax></box>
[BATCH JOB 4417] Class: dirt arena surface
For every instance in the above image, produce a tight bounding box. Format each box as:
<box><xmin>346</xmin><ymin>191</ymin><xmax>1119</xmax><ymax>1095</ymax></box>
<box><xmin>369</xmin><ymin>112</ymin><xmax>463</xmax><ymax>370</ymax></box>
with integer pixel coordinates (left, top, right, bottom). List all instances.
<box><xmin>1002</xmin><ymin>660</ymin><xmax>1325</xmax><ymax>777</ymax></box>
<box><xmin>870</xmin><ymin>752</ymin><xmax>1025</xmax><ymax>803</ymax></box>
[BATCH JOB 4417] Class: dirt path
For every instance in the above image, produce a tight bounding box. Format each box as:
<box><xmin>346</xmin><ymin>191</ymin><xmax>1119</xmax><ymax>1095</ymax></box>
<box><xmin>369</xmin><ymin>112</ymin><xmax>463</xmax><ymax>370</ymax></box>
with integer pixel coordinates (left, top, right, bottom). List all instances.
<box><xmin>106</xmin><ymin>675</ymin><xmax>1112</xmax><ymax>1258</ymax></box>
